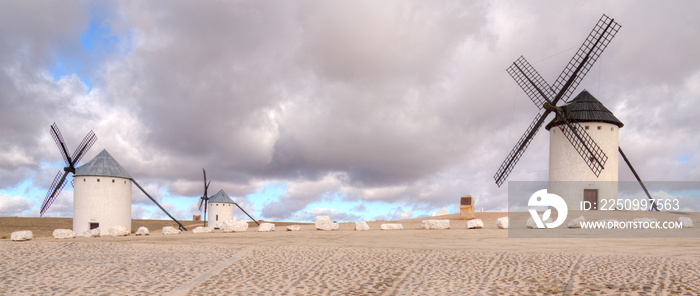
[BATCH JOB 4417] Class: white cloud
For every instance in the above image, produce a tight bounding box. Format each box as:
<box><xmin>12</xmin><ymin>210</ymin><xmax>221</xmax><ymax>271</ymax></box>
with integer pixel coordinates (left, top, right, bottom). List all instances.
<box><xmin>0</xmin><ymin>193</ymin><xmax>34</xmax><ymax>215</ymax></box>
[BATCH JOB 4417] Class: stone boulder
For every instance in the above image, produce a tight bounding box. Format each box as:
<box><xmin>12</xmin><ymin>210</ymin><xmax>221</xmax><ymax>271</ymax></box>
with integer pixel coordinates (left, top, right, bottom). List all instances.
<box><xmin>11</xmin><ymin>230</ymin><xmax>33</xmax><ymax>241</ymax></box>
<box><xmin>162</xmin><ymin>226</ymin><xmax>180</xmax><ymax>235</ymax></box>
<box><xmin>466</xmin><ymin>219</ymin><xmax>484</xmax><ymax>229</ymax></box>
<box><xmin>567</xmin><ymin>216</ymin><xmax>585</xmax><ymax>228</ymax></box>
<box><xmin>496</xmin><ymin>217</ymin><xmax>509</xmax><ymax>229</ymax></box>
<box><xmin>355</xmin><ymin>221</ymin><xmax>370</xmax><ymax>231</ymax></box>
<box><xmin>135</xmin><ymin>227</ymin><xmax>150</xmax><ymax>236</ymax></box>
<box><xmin>421</xmin><ymin>220</ymin><xmax>450</xmax><ymax>230</ymax></box>
<box><xmin>679</xmin><ymin>217</ymin><xmax>694</xmax><ymax>228</ymax></box>
<box><xmin>380</xmin><ymin>223</ymin><xmax>403</xmax><ymax>230</ymax></box>
<box><xmin>192</xmin><ymin>226</ymin><xmax>214</xmax><ymax>234</ymax></box>
<box><xmin>222</xmin><ymin>220</ymin><xmax>249</xmax><ymax>232</ymax></box>
<box><xmin>257</xmin><ymin>223</ymin><xmax>275</xmax><ymax>232</ymax></box>
<box><xmin>526</xmin><ymin>217</ymin><xmax>553</xmax><ymax>229</ymax></box>
<box><xmin>53</xmin><ymin>229</ymin><xmax>76</xmax><ymax>239</ymax></box>
<box><xmin>286</xmin><ymin>225</ymin><xmax>301</xmax><ymax>231</ymax></box>
<box><xmin>108</xmin><ymin>225</ymin><xmax>130</xmax><ymax>237</ymax></box>
<box><xmin>315</xmin><ymin>216</ymin><xmax>339</xmax><ymax>231</ymax></box>
<box><xmin>83</xmin><ymin>228</ymin><xmax>101</xmax><ymax>238</ymax></box>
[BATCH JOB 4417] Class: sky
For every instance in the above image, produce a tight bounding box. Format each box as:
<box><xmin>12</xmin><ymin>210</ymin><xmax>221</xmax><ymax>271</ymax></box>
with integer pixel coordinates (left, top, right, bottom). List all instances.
<box><xmin>1</xmin><ymin>1</ymin><xmax>699</xmax><ymax>222</ymax></box>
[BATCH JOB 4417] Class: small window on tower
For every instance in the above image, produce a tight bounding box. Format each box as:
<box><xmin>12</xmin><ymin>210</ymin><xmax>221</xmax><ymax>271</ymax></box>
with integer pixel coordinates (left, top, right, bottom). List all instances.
<box><xmin>597</xmin><ymin>126</ymin><xmax>601</xmax><ymax>130</ymax></box>
<box><xmin>585</xmin><ymin>125</ymin><xmax>589</xmax><ymax>130</ymax></box>
<box><xmin>83</xmin><ymin>178</ymin><xmax>86</xmax><ymax>182</ymax></box>
<box><xmin>97</xmin><ymin>179</ymin><xmax>100</xmax><ymax>182</ymax></box>
<box><xmin>112</xmin><ymin>179</ymin><xmax>115</xmax><ymax>183</ymax></box>
<box><xmin>589</xmin><ymin>156</ymin><xmax>595</xmax><ymax>162</ymax></box>
<box><xmin>611</xmin><ymin>127</ymin><xmax>614</xmax><ymax>131</ymax></box>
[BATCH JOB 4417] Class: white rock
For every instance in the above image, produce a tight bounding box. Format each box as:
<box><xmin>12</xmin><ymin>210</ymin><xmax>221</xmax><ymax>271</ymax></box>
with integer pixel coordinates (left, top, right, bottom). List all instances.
<box><xmin>192</xmin><ymin>226</ymin><xmax>214</xmax><ymax>234</ymax></box>
<box><xmin>315</xmin><ymin>216</ymin><xmax>339</xmax><ymax>231</ymax></box>
<box><xmin>287</xmin><ymin>225</ymin><xmax>301</xmax><ymax>231</ymax></box>
<box><xmin>135</xmin><ymin>227</ymin><xmax>150</xmax><ymax>236</ymax></box>
<box><xmin>108</xmin><ymin>225</ymin><xmax>130</xmax><ymax>237</ymax></box>
<box><xmin>421</xmin><ymin>220</ymin><xmax>450</xmax><ymax>230</ymax></box>
<box><xmin>678</xmin><ymin>217</ymin><xmax>694</xmax><ymax>228</ymax></box>
<box><xmin>53</xmin><ymin>229</ymin><xmax>76</xmax><ymax>239</ymax></box>
<box><xmin>380</xmin><ymin>223</ymin><xmax>403</xmax><ymax>230</ymax></box>
<box><xmin>11</xmin><ymin>230</ymin><xmax>33</xmax><ymax>241</ymax></box>
<box><xmin>633</xmin><ymin>218</ymin><xmax>657</xmax><ymax>224</ymax></box>
<box><xmin>162</xmin><ymin>226</ymin><xmax>180</xmax><ymax>235</ymax></box>
<box><xmin>496</xmin><ymin>217</ymin><xmax>509</xmax><ymax>229</ymax></box>
<box><xmin>82</xmin><ymin>228</ymin><xmax>101</xmax><ymax>238</ymax></box>
<box><xmin>466</xmin><ymin>219</ymin><xmax>484</xmax><ymax>229</ymax></box>
<box><xmin>354</xmin><ymin>221</ymin><xmax>370</xmax><ymax>231</ymax></box>
<box><xmin>526</xmin><ymin>217</ymin><xmax>553</xmax><ymax>229</ymax></box>
<box><xmin>567</xmin><ymin>216</ymin><xmax>585</xmax><ymax>228</ymax></box>
<box><xmin>257</xmin><ymin>223</ymin><xmax>275</xmax><ymax>232</ymax></box>
<box><xmin>222</xmin><ymin>220</ymin><xmax>249</xmax><ymax>232</ymax></box>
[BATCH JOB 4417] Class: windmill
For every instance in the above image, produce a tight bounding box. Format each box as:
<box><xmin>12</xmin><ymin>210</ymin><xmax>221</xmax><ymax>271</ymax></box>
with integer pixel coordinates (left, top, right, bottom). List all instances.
<box><xmin>493</xmin><ymin>14</ymin><xmax>657</xmax><ymax>210</ymax></box>
<box><xmin>41</xmin><ymin>123</ymin><xmax>97</xmax><ymax>216</ymax></box>
<box><xmin>42</xmin><ymin>123</ymin><xmax>188</xmax><ymax>232</ymax></box>
<box><xmin>197</xmin><ymin>169</ymin><xmax>260</xmax><ymax>227</ymax></box>
<box><xmin>197</xmin><ymin>169</ymin><xmax>211</xmax><ymax>227</ymax></box>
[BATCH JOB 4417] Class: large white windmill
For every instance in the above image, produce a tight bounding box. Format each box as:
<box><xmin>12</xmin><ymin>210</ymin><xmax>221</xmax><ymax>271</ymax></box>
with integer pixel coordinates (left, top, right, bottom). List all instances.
<box><xmin>493</xmin><ymin>15</ymin><xmax>656</xmax><ymax>211</ymax></box>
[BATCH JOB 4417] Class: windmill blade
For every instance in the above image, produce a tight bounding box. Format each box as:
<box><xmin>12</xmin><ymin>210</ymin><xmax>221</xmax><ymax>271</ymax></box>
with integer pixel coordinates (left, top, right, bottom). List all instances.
<box><xmin>507</xmin><ymin>56</ymin><xmax>556</xmax><ymax>109</ymax></box>
<box><xmin>494</xmin><ymin>111</ymin><xmax>549</xmax><ymax>187</ymax></box>
<box><xmin>197</xmin><ymin>198</ymin><xmax>204</xmax><ymax>211</ymax></box>
<box><xmin>551</xmin><ymin>14</ymin><xmax>621</xmax><ymax>103</ymax></box>
<box><xmin>50</xmin><ymin>123</ymin><xmax>72</xmax><ymax>166</ymax></box>
<box><xmin>41</xmin><ymin>170</ymin><xmax>70</xmax><ymax>216</ymax></box>
<box><xmin>202</xmin><ymin>169</ymin><xmax>209</xmax><ymax>196</ymax></box>
<box><xmin>70</xmin><ymin>130</ymin><xmax>97</xmax><ymax>166</ymax></box>
<box><xmin>556</xmin><ymin>119</ymin><xmax>608</xmax><ymax>177</ymax></box>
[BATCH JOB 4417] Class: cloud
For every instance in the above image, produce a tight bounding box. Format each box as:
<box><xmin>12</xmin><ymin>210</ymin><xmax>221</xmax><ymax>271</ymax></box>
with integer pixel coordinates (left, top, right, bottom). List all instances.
<box><xmin>0</xmin><ymin>193</ymin><xmax>34</xmax><ymax>215</ymax></box>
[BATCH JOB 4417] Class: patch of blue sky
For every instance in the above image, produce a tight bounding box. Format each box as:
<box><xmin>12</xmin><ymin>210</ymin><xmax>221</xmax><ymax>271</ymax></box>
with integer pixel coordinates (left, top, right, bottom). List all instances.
<box><xmin>48</xmin><ymin>4</ymin><xmax>126</xmax><ymax>92</ymax></box>
<box><xmin>240</xmin><ymin>182</ymin><xmax>288</xmax><ymax>217</ymax></box>
<box><xmin>680</xmin><ymin>156</ymin><xmax>691</xmax><ymax>165</ymax></box>
<box><xmin>298</xmin><ymin>195</ymin><xmax>439</xmax><ymax>222</ymax></box>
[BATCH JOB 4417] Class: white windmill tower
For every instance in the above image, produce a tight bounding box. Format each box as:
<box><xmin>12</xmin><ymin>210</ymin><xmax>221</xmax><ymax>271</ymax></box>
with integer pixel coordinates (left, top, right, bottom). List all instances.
<box><xmin>207</xmin><ymin>189</ymin><xmax>235</xmax><ymax>228</ymax></box>
<box><xmin>545</xmin><ymin>90</ymin><xmax>623</xmax><ymax>209</ymax></box>
<box><xmin>493</xmin><ymin>15</ymin><xmax>657</xmax><ymax>210</ymax></box>
<box><xmin>72</xmin><ymin>149</ymin><xmax>133</xmax><ymax>236</ymax></box>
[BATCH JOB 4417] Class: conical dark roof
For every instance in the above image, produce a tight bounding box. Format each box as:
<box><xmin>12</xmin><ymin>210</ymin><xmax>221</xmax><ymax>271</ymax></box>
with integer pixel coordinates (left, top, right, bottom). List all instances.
<box><xmin>546</xmin><ymin>90</ymin><xmax>624</xmax><ymax>130</ymax></box>
<box><xmin>74</xmin><ymin>149</ymin><xmax>132</xmax><ymax>179</ymax></box>
<box><xmin>208</xmin><ymin>189</ymin><xmax>235</xmax><ymax>204</ymax></box>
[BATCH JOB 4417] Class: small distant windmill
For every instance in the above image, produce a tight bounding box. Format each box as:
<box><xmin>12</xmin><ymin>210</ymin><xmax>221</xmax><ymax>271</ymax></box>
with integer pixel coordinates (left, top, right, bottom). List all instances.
<box><xmin>197</xmin><ymin>169</ymin><xmax>211</xmax><ymax>227</ymax></box>
<box><xmin>493</xmin><ymin>14</ymin><xmax>657</xmax><ymax>210</ymax></box>
<box><xmin>41</xmin><ymin>123</ymin><xmax>97</xmax><ymax>216</ymax></box>
<box><xmin>197</xmin><ymin>169</ymin><xmax>260</xmax><ymax>227</ymax></box>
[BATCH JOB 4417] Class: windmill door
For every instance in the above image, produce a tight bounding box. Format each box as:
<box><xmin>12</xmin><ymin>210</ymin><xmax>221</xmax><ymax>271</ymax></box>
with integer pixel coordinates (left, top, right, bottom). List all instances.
<box><xmin>583</xmin><ymin>189</ymin><xmax>598</xmax><ymax>210</ymax></box>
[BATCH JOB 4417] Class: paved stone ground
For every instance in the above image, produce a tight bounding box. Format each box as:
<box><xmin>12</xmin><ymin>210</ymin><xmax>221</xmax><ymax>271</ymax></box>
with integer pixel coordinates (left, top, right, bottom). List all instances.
<box><xmin>3</xmin><ymin>238</ymin><xmax>700</xmax><ymax>295</ymax></box>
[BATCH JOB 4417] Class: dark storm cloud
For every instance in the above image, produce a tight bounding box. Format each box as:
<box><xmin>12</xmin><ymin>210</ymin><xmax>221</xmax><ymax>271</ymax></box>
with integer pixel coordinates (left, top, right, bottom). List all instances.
<box><xmin>1</xmin><ymin>1</ymin><xmax>699</xmax><ymax>219</ymax></box>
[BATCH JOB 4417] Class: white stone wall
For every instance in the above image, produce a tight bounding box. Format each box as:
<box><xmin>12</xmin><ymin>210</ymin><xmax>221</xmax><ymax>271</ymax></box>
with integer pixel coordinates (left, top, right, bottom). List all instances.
<box><xmin>73</xmin><ymin>176</ymin><xmax>132</xmax><ymax>236</ymax></box>
<box><xmin>208</xmin><ymin>203</ymin><xmax>235</xmax><ymax>229</ymax></box>
<box><xmin>548</xmin><ymin>122</ymin><xmax>620</xmax><ymax>210</ymax></box>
